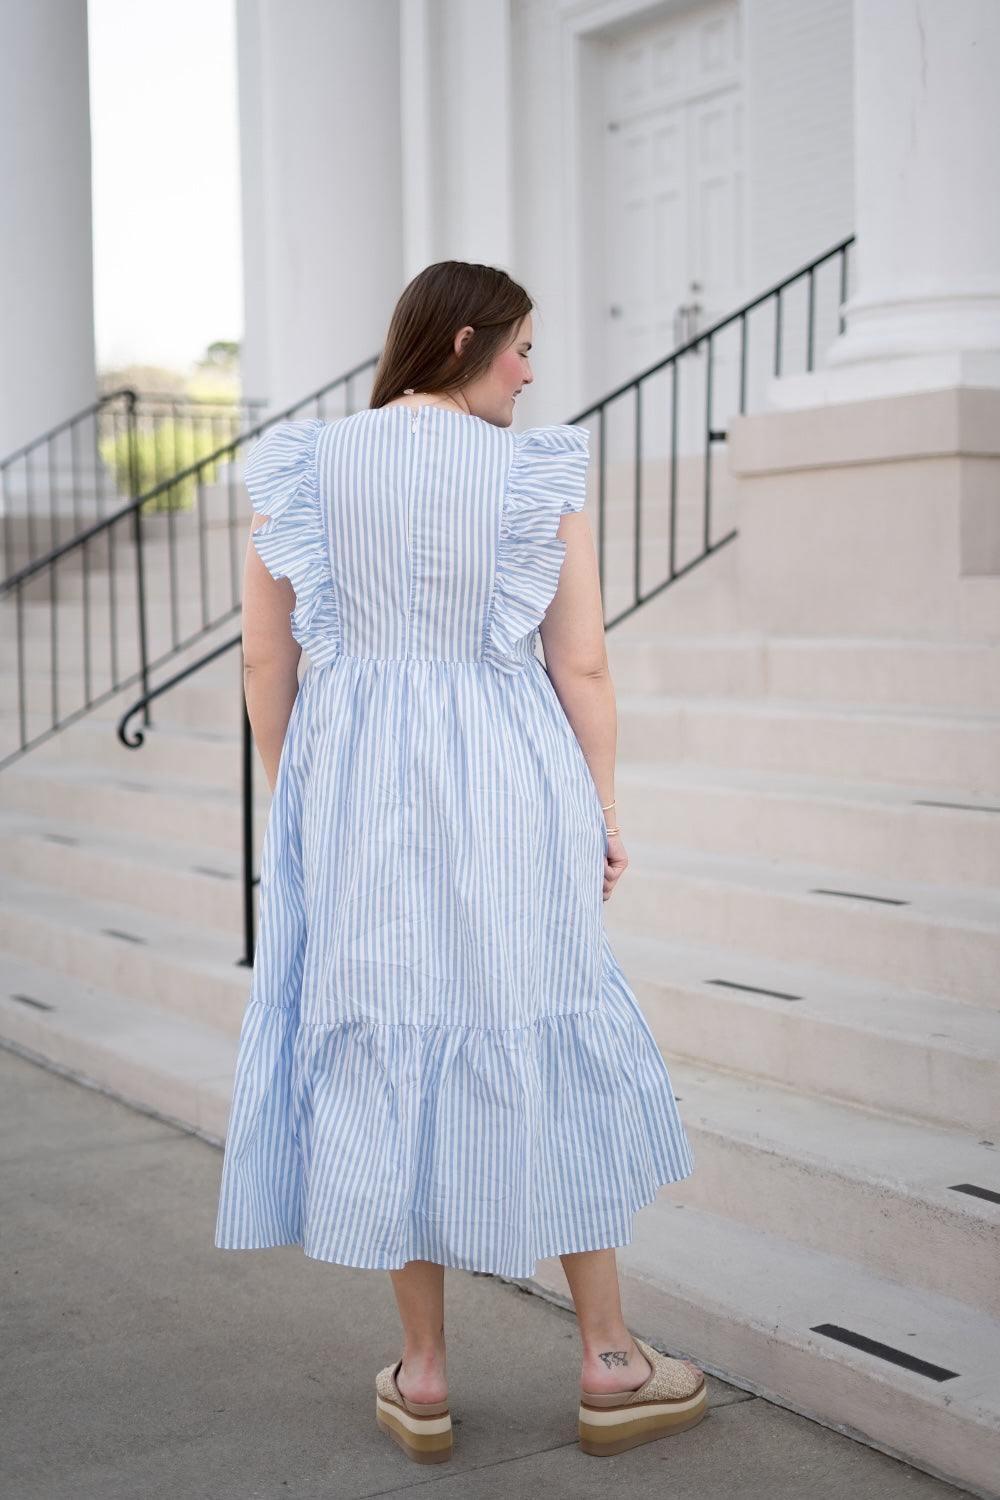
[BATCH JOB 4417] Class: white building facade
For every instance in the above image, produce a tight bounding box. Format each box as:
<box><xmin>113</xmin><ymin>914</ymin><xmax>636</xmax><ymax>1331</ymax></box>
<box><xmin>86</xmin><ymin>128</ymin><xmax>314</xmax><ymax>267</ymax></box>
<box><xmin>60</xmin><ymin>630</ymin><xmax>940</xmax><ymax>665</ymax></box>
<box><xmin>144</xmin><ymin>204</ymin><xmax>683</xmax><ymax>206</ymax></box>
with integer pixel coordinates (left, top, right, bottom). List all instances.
<box><xmin>4</xmin><ymin>1</ymin><xmax>998</xmax><ymax>436</ymax></box>
<box><xmin>236</xmin><ymin>0</ymin><xmax>856</xmax><ymax>422</ymax></box>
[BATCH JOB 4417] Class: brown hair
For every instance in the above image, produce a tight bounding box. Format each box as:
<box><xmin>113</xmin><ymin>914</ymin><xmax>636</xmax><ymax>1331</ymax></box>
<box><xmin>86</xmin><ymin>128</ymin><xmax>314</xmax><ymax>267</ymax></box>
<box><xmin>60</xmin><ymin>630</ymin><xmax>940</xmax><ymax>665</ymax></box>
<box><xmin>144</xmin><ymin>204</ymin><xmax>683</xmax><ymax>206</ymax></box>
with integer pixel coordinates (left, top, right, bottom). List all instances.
<box><xmin>370</xmin><ymin>261</ymin><xmax>532</xmax><ymax>409</ymax></box>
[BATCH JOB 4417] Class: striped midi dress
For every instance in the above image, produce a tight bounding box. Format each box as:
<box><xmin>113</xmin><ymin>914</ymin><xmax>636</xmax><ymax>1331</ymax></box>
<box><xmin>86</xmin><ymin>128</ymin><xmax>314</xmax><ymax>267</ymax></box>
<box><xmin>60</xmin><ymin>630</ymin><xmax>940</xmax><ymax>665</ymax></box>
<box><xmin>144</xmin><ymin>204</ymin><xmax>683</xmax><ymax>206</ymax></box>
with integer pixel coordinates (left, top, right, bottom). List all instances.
<box><xmin>215</xmin><ymin>408</ymin><xmax>693</xmax><ymax>1278</ymax></box>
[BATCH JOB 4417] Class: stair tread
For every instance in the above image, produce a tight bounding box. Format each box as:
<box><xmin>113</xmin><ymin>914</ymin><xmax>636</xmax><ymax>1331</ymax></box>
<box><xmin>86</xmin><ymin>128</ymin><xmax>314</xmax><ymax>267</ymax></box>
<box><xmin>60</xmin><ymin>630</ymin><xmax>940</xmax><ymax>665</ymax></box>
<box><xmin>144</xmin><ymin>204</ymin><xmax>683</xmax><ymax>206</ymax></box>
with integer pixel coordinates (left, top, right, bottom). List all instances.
<box><xmin>0</xmin><ymin>870</ymin><xmax>242</xmax><ymax>974</ymax></box>
<box><xmin>616</xmin><ymin>758</ymin><xmax>1000</xmax><ymax>813</ymax></box>
<box><xmin>0</xmin><ymin>954</ymin><xmax>235</xmax><ymax>1082</ymax></box>
<box><xmin>1</xmin><ymin>806</ymin><xmax>242</xmax><ymax>881</ymax></box>
<box><xmin>667</xmin><ymin>1059</ymin><xmax>1000</xmax><ymax>1204</ymax></box>
<box><xmin>0</xmin><ymin>957</ymin><xmax>234</xmax><ymax>1139</ymax></box>
<box><xmin>612</xmin><ymin>930</ymin><xmax>1000</xmax><ymax>1055</ymax></box>
<box><xmin>621</xmin><ymin>838</ymin><xmax>1000</xmax><ymax>928</ymax></box>
<box><xmin>616</xmin><ymin>1198</ymin><xmax>1000</xmax><ymax>1400</ymax></box>
<box><xmin>0</xmin><ymin>749</ymin><xmax>250</xmax><ymax>804</ymax></box>
<box><xmin>618</xmin><ymin>691</ymin><xmax>1000</xmax><ymax>726</ymax></box>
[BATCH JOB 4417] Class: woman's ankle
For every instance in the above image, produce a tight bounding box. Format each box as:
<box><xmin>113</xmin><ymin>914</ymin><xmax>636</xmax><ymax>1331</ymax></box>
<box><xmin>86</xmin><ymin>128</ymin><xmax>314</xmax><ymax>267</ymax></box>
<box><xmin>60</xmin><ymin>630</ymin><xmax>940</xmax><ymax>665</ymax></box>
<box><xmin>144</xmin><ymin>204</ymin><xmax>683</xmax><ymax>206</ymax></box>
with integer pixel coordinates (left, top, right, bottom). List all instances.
<box><xmin>396</xmin><ymin>1342</ymin><xmax>448</xmax><ymax>1404</ymax></box>
<box><xmin>580</xmin><ymin>1337</ymin><xmax>651</xmax><ymax>1395</ymax></box>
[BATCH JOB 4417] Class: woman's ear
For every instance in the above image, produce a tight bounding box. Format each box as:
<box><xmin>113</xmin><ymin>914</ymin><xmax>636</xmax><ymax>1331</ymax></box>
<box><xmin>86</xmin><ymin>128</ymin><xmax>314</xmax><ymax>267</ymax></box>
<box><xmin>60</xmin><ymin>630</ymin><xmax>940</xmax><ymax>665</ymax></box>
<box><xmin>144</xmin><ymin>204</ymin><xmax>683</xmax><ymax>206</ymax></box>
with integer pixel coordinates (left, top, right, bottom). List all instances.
<box><xmin>453</xmin><ymin>325</ymin><xmax>475</xmax><ymax>358</ymax></box>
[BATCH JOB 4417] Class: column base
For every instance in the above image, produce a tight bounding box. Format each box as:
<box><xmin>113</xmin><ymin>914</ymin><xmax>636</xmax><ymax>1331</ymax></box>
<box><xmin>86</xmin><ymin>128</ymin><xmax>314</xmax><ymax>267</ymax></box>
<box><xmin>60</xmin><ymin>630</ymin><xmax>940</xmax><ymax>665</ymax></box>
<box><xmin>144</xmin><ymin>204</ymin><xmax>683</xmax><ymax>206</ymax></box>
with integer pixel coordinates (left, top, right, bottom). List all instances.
<box><xmin>769</xmin><ymin>352</ymin><xmax>1000</xmax><ymax>410</ymax></box>
<box><xmin>728</xmin><ymin>388</ymin><xmax>1000</xmax><ymax>638</ymax></box>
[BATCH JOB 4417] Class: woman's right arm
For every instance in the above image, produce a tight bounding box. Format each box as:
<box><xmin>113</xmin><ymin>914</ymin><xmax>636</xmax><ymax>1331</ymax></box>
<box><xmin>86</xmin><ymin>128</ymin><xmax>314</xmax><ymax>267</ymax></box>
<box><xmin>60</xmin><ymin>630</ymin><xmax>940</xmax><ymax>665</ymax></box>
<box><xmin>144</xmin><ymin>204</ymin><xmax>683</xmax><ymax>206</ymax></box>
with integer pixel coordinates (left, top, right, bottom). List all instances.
<box><xmin>242</xmin><ymin>515</ymin><xmax>302</xmax><ymax>792</ymax></box>
<box><xmin>538</xmin><ymin>511</ymin><xmax>627</xmax><ymax>901</ymax></box>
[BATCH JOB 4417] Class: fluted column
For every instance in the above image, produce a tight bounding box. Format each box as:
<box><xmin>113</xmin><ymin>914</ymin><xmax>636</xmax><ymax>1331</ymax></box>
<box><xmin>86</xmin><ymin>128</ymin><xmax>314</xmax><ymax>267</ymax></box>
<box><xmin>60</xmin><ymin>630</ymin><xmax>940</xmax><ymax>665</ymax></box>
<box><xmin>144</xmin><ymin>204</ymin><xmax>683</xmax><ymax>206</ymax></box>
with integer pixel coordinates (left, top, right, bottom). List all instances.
<box><xmin>0</xmin><ymin>0</ymin><xmax>97</xmax><ymax>455</ymax></box>
<box><xmin>237</xmin><ymin>0</ymin><xmax>404</xmax><ymax>411</ymax></box>
<box><xmin>776</xmin><ymin>0</ymin><xmax>1000</xmax><ymax>405</ymax></box>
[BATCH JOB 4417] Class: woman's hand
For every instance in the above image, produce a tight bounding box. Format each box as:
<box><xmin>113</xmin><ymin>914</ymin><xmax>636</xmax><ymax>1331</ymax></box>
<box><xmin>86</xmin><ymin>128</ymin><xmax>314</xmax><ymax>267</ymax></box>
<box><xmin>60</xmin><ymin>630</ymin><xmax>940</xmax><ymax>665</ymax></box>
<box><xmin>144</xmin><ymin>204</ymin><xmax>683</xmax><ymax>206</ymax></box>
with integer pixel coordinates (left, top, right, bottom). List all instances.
<box><xmin>603</xmin><ymin>832</ymin><xmax>628</xmax><ymax>902</ymax></box>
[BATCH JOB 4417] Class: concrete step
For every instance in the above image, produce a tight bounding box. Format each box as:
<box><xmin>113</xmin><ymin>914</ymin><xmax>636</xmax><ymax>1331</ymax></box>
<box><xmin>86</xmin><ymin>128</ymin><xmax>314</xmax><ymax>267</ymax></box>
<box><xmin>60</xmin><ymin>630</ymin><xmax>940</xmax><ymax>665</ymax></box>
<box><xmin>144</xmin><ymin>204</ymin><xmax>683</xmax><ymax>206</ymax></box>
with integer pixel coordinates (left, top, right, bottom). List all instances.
<box><xmin>613</xmin><ymin>930</ymin><xmax>1000</xmax><ymax>1135</ymax></box>
<box><xmin>617</xmin><ymin>694</ymin><xmax>1000</xmax><ymax>795</ymax></box>
<box><xmin>608</xmin><ymin>635</ymin><xmax>1000</xmax><ymax>712</ymax></box>
<box><xmin>36</xmin><ymin>711</ymin><xmax>245</xmax><ymax>789</ymax></box>
<box><xmin>0</xmin><ymin>810</ymin><xmax>247</xmax><ymax>940</ymax></box>
<box><xmin>0</xmin><ymin>955</ymin><xmax>234</xmax><ymax>1139</ymax></box>
<box><xmin>0</xmin><ymin>873</ymin><xmax>249</xmax><ymax>1033</ymax></box>
<box><xmin>666</xmin><ymin>1060</ymin><xmax>1000</xmax><ymax>1313</ymax></box>
<box><xmin>0</xmin><ymin>751</ymin><xmax>267</xmax><ymax>853</ymax></box>
<box><xmin>531</xmin><ymin>1200</ymin><xmax>1000</xmax><ymax>1499</ymax></box>
<box><xmin>615</xmin><ymin>761</ymin><xmax>1000</xmax><ymax>888</ymax></box>
<box><xmin>607</xmin><ymin>841</ymin><xmax>1000</xmax><ymax>1007</ymax></box>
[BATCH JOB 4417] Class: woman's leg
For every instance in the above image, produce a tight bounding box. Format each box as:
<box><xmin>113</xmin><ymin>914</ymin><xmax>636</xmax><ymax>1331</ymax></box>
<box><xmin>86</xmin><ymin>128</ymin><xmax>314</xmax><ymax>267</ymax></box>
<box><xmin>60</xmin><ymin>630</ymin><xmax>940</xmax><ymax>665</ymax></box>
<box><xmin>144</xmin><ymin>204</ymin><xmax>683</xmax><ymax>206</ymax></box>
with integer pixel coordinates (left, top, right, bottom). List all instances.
<box><xmin>560</xmin><ymin>1249</ymin><xmax>653</xmax><ymax>1394</ymax></box>
<box><xmin>388</xmin><ymin>1261</ymin><xmax>448</xmax><ymax>1405</ymax></box>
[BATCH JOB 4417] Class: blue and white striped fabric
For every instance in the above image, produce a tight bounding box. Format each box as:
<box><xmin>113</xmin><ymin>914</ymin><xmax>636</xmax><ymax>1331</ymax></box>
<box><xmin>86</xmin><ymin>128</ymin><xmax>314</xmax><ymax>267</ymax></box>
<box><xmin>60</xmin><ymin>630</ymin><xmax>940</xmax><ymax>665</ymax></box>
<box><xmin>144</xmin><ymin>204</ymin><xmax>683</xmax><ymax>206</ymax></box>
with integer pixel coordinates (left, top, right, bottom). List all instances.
<box><xmin>215</xmin><ymin>409</ymin><xmax>693</xmax><ymax>1277</ymax></box>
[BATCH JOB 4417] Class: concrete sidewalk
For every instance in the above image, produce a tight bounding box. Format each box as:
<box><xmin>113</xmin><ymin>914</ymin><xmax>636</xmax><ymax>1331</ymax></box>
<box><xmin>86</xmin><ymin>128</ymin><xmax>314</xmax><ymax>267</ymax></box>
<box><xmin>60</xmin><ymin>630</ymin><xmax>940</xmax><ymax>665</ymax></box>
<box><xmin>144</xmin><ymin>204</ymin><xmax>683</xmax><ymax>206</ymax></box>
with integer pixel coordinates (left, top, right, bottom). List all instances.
<box><xmin>1</xmin><ymin>1045</ymin><xmax>976</xmax><ymax>1500</ymax></box>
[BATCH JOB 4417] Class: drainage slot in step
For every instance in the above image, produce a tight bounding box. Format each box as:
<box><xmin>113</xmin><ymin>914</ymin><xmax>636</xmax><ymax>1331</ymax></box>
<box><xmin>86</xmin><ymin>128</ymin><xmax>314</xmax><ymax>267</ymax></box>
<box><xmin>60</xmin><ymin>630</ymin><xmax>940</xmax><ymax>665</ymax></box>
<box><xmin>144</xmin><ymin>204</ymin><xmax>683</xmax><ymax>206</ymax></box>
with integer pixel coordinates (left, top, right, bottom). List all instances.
<box><xmin>913</xmin><ymin>798</ymin><xmax>1000</xmax><ymax>814</ymax></box>
<box><xmin>811</xmin><ymin>888</ymin><xmax>909</xmax><ymax>907</ymax></box>
<box><xmin>9</xmin><ymin>993</ymin><xmax>55</xmax><ymax>1012</ymax></box>
<box><xmin>102</xmin><ymin>928</ymin><xmax>147</xmax><ymax>945</ymax></box>
<box><xmin>810</xmin><ymin>1324</ymin><xmax>959</xmax><ymax>1382</ymax></box>
<box><xmin>707</xmin><ymin>979</ymin><xmax>803</xmax><ymax>1002</ymax></box>
<box><xmin>949</xmin><ymin>1183</ymin><xmax>1000</xmax><ymax>1206</ymax></box>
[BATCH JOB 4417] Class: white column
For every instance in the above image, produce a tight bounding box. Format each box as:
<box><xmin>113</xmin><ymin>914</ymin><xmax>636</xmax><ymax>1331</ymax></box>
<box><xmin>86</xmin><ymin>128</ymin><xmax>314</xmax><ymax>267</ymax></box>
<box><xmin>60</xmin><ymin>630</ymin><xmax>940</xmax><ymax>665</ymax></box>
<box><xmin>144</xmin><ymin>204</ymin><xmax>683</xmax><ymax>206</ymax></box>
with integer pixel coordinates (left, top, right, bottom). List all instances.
<box><xmin>775</xmin><ymin>0</ymin><xmax>1000</xmax><ymax>406</ymax></box>
<box><xmin>0</xmin><ymin>0</ymin><xmax>97</xmax><ymax>455</ymax></box>
<box><xmin>238</xmin><ymin>0</ymin><xmax>404</xmax><ymax>414</ymax></box>
<box><xmin>447</xmin><ymin>0</ymin><xmax>513</xmax><ymax>267</ymax></box>
<box><xmin>400</xmin><ymin>0</ymin><xmax>436</xmax><ymax>281</ymax></box>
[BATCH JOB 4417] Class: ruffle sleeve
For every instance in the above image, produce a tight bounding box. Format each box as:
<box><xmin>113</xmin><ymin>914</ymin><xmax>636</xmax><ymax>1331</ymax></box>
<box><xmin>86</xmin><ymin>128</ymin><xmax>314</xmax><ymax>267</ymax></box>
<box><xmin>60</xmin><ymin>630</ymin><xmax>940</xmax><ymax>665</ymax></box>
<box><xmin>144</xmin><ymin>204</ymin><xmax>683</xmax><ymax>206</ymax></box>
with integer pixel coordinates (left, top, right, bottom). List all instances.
<box><xmin>483</xmin><ymin>423</ymin><xmax>589</xmax><ymax>668</ymax></box>
<box><xmin>243</xmin><ymin>419</ymin><xmax>340</xmax><ymax>667</ymax></box>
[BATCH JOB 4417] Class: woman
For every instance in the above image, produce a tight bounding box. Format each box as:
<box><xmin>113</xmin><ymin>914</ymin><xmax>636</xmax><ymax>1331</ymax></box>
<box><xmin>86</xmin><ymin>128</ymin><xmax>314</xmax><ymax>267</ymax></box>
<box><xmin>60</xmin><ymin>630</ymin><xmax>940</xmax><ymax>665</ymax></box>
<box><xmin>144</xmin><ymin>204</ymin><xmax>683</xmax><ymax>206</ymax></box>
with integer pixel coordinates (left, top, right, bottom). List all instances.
<box><xmin>216</xmin><ymin>262</ymin><xmax>705</xmax><ymax>1463</ymax></box>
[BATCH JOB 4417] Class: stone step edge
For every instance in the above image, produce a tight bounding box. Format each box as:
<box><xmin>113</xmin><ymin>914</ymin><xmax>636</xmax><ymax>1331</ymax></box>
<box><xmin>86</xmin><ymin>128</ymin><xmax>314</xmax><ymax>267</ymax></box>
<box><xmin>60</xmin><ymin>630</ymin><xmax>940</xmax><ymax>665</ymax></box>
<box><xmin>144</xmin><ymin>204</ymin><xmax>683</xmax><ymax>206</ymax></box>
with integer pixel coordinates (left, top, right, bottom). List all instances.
<box><xmin>524</xmin><ymin>1202</ymin><xmax>1000</xmax><ymax>1500</ymax></box>
<box><xmin>0</xmin><ymin>962</ymin><xmax>234</xmax><ymax>1142</ymax></box>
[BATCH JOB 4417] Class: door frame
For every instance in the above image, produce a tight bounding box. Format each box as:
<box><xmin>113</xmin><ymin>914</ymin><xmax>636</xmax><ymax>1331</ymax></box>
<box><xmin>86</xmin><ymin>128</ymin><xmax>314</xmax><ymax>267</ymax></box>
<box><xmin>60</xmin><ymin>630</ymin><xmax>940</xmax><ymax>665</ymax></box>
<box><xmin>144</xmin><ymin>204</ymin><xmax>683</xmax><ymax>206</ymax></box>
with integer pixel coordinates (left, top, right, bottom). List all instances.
<box><xmin>559</xmin><ymin>0</ymin><xmax>749</xmax><ymax>407</ymax></box>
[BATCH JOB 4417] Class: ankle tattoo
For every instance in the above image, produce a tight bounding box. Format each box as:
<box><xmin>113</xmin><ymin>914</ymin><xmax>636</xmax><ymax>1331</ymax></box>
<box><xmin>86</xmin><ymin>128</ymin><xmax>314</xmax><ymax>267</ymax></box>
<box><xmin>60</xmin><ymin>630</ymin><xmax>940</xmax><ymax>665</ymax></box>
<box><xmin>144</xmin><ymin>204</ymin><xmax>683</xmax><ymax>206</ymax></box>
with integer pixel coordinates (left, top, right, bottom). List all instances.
<box><xmin>597</xmin><ymin>1350</ymin><xmax>629</xmax><ymax>1369</ymax></box>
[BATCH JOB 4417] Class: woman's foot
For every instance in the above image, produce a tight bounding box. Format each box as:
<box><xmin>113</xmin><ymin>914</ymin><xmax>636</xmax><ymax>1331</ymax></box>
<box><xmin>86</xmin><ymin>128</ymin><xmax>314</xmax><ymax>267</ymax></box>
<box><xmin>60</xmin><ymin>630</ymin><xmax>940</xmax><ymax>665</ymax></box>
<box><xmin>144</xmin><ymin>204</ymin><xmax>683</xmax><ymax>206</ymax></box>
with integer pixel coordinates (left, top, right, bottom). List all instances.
<box><xmin>579</xmin><ymin>1339</ymin><xmax>708</xmax><ymax>1457</ymax></box>
<box><xmin>395</xmin><ymin>1351</ymin><xmax>448</xmax><ymax>1407</ymax></box>
<box><xmin>581</xmin><ymin>1338</ymin><xmax>703</xmax><ymax>1395</ymax></box>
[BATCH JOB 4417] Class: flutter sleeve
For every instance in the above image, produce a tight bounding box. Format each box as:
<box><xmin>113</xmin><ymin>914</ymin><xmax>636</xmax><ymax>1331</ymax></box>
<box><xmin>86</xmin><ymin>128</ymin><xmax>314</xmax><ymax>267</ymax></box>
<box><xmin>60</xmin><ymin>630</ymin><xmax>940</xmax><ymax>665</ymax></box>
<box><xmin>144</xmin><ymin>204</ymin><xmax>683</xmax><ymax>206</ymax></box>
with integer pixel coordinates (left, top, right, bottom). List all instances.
<box><xmin>483</xmin><ymin>423</ymin><xmax>589</xmax><ymax>667</ymax></box>
<box><xmin>243</xmin><ymin>419</ymin><xmax>340</xmax><ymax>666</ymax></box>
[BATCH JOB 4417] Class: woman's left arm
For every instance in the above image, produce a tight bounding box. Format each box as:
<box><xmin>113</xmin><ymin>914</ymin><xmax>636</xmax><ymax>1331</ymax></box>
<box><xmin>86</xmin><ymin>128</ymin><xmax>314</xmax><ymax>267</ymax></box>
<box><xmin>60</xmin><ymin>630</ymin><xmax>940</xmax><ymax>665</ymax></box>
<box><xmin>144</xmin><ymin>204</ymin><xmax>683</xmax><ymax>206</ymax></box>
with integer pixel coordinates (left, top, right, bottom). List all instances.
<box><xmin>242</xmin><ymin>515</ymin><xmax>301</xmax><ymax>791</ymax></box>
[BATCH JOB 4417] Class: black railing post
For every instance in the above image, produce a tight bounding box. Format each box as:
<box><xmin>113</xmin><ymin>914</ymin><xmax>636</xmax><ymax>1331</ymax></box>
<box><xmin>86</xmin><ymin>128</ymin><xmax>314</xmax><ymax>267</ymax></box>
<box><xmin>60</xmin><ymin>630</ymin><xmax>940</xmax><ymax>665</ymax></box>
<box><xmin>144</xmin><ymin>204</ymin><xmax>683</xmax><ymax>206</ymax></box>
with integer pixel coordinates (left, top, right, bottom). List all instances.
<box><xmin>597</xmin><ymin>405</ymin><xmax>607</xmax><ymax>605</ymax></box>
<box><xmin>669</xmin><ymin>360</ymin><xmax>679</xmax><ymax>579</ymax></box>
<box><xmin>241</xmin><ymin>681</ymin><xmax>255</xmax><ymax>967</ymax></box>
<box><xmin>839</xmin><ymin>245</ymin><xmax>850</xmax><ymax>334</ymax></box>
<box><xmin>126</xmin><ymin>391</ymin><xmax>151</xmax><ymax>728</ymax></box>
<box><xmin>806</xmin><ymin>266</ymin><xmax>816</xmax><ymax>372</ymax></box>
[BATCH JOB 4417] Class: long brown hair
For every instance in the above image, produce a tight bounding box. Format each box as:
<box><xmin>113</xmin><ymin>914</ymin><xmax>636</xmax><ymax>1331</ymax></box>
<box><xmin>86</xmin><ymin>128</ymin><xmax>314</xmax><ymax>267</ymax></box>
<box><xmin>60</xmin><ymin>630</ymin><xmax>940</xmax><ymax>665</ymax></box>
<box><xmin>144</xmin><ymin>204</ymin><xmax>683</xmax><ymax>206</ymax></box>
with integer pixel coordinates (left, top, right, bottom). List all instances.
<box><xmin>370</xmin><ymin>262</ymin><xmax>532</xmax><ymax>409</ymax></box>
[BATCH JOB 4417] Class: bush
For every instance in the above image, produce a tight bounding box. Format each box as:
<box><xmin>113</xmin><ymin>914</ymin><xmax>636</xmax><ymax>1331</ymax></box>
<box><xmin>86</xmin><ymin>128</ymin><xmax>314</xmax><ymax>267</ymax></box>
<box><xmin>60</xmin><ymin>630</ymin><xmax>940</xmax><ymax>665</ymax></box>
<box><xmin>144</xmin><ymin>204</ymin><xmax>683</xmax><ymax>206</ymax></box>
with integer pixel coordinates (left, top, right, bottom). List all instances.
<box><xmin>100</xmin><ymin>417</ymin><xmax>235</xmax><ymax>512</ymax></box>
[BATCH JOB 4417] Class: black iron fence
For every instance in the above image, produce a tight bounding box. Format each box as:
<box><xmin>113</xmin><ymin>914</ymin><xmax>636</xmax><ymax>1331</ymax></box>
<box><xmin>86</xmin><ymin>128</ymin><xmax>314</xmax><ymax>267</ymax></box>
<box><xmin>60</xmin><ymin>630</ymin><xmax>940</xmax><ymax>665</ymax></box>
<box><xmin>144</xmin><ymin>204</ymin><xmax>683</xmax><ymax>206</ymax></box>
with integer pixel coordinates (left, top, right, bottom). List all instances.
<box><xmin>8</xmin><ymin>236</ymin><xmax>854</xmax><ymax>963</ymax></box>
<box><xmin>115</xmin><ymin>236</ymin><xmax>855</xmax><ymax>964</ymax></box>
<box><xmin>1</xmin><ymin>390</ymin><xmax>268</xmax><ymax>577</ymax></box>
<box><xmin>571</xmin><ymin>235</ymin><xmax>854</xmax><ymax>626</ymax></box>
<box><xmin>0</xmin><ymin>358</ymin><xmax>379</xmax><ymax>769</ymax></box>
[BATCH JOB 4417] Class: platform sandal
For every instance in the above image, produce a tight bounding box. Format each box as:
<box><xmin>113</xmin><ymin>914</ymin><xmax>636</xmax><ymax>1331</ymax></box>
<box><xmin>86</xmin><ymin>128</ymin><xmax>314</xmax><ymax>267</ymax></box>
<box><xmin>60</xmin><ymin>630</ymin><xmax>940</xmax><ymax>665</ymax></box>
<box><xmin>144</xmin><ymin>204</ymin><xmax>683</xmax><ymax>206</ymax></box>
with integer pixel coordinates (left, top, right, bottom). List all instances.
<box><xmin>578</xmin><ymin>1338</ymin><xmax>708</xmax><ymax>1457</ymax></box>
<box><xmin>375</xmin><ymin>1360</ymin><xmax>453</xmax><ymax>1464</ymax></box>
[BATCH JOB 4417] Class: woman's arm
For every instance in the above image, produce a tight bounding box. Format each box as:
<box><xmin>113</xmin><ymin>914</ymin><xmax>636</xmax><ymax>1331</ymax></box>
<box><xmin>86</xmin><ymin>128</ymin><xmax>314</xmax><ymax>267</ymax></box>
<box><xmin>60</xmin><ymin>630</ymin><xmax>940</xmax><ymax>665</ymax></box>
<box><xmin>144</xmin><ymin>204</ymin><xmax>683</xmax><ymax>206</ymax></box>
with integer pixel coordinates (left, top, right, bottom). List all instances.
<box><xmin>538</xmin><ymin>511</ymin><xmax>627</xmax><ymax>901</ymax></box>
<box><xmin>242</xmin><ymin>515</ymin><xmax>301</xmax><ymax>791</ymax></box>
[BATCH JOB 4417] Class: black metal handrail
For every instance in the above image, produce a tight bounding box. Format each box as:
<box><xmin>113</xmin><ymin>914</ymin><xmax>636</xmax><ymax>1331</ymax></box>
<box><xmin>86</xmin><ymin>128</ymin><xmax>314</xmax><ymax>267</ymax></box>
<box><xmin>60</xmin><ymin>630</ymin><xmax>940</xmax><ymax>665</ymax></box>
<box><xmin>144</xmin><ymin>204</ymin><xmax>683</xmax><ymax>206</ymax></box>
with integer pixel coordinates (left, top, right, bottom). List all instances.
<box><xmin>0</xmin><ymin>355</ymin><xmax>380</xmax><ymax>769</ymax></box>
<box><xmin>116</xmin><ymin>630</ymin><xmax>257</xmax><ymax>966</ymax></box>
<box><xmin>570</xmin><ymin>234</ymin><xmax>854</xmax><ymax>627</ymax></box>
<box><xmin>1</xmin><ymin>389</ymin><xmax>268</xmax><ymax>577</ymax></box>
<box><xmin>111</xmin><ymin>234</ymin><xmax>856</xmax><ymax>966</ymax></box>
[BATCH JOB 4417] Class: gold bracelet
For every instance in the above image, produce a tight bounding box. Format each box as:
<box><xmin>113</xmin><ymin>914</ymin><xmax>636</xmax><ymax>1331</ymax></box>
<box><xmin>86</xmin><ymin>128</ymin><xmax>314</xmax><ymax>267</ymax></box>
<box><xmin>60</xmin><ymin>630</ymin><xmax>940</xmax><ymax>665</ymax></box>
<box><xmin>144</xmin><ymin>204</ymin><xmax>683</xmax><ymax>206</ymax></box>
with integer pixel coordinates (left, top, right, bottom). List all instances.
<box><xmin>601</xmin><ymin>799</ymin><xmax>617</xmax><ymax>812</ymax></box>
<box><xmin>605</xmin><ymin>824</ymin><xmax>621</xmax><ymax>836</ymax></box>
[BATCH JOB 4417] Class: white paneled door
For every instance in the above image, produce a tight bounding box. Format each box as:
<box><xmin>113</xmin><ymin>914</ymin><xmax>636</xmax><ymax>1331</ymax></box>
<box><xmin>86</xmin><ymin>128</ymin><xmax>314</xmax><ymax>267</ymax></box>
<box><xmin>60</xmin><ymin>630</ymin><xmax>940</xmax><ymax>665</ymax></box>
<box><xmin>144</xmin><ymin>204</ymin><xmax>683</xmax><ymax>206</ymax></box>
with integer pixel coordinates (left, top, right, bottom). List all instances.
<box><xmin>602</xmin><ymin>1</ymin><xmax>744</xmax><ymax>390</ymax></box>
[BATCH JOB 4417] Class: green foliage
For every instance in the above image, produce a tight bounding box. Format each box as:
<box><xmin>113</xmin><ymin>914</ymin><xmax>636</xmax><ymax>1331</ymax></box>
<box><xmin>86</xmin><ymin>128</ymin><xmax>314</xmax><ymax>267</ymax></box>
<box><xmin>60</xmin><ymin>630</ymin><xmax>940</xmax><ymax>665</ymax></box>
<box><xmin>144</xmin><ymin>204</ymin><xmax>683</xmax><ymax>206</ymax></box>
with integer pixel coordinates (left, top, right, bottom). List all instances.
<box><xmin>101</xmin><ymin>418</ymin><xmax>230</xmax><ymax>512</ymax></box>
